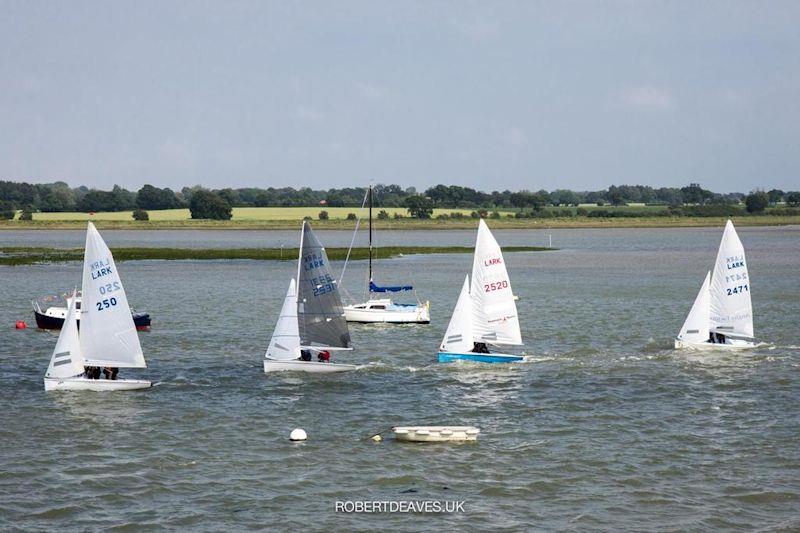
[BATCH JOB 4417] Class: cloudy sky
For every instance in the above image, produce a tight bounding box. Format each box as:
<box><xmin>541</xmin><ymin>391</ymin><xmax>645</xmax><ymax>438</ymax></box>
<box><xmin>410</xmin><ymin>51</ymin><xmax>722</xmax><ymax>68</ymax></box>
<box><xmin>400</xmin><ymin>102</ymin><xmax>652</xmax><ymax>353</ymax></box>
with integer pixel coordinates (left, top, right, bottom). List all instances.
<box><xmin>1</xmin><ymin>1</ymin><xmax>798</xmax><ymax>192</ymax></box>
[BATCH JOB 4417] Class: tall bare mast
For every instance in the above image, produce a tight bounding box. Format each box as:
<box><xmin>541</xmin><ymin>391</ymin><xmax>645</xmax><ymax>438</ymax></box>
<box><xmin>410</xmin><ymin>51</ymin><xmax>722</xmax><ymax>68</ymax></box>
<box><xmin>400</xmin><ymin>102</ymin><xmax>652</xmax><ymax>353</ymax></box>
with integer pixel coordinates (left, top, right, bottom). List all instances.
<box><xmin>368</xmin><ymin>185</ymin><xmax>373</xmax><ymax>287</ymax></box>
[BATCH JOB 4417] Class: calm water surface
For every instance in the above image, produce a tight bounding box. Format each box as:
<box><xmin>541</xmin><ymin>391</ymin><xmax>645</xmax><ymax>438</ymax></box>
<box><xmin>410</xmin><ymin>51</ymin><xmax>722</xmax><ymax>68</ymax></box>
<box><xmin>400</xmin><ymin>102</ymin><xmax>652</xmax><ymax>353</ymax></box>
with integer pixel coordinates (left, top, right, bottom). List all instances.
<box><xmin>1</xmin><ymin>227</ymin><xmax>798</xmax><ymax>531</ymax></box>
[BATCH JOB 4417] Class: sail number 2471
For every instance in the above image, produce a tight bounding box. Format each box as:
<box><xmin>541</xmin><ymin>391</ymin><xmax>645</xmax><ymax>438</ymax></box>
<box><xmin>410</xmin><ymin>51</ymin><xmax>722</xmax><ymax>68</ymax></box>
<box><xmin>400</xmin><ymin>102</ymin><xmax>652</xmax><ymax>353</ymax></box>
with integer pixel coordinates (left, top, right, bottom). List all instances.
<box><xmin>727</xmin><ymin>284</ymin><xmax>748</xmax><ymax>295</ymax></box>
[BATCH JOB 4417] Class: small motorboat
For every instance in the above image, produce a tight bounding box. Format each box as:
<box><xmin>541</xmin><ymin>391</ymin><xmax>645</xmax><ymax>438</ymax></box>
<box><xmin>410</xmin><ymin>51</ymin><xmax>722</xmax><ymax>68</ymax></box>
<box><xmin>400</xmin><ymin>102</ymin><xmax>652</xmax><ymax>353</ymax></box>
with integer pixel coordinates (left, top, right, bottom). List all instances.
<box><xmin>32</xmin><ymin>292</ymin><xmax>151</xmax><ymax>330</ymax></box>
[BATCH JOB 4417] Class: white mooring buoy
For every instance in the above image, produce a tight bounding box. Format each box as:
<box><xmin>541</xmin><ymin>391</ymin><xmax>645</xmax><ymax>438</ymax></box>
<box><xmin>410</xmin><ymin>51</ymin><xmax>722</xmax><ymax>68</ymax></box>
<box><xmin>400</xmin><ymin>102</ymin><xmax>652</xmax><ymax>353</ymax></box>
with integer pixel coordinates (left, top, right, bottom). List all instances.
<box><xmin>289</xmin><ymin>428</ymin><xmax>308</xmax><ymax>441</ymax></box>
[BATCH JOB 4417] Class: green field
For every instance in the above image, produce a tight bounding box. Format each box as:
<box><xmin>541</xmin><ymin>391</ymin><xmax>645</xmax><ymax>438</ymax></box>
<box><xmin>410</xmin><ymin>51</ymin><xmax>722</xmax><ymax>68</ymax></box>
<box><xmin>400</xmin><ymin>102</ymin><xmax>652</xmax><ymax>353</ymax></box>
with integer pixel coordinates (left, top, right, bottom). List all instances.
<box><xmin>27</xmin><ymin>207</ymin><xmax>490</xmax><ymax>221</ymax></box>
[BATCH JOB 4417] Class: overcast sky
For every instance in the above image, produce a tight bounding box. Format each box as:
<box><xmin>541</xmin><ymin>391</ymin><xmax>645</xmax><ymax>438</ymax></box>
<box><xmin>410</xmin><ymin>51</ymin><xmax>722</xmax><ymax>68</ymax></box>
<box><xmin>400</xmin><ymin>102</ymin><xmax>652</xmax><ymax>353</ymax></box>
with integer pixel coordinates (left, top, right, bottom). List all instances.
<box><xmin>1</xmin><ymin>1</ymin><xmax>798</xmax><ymax>192</ymax></box>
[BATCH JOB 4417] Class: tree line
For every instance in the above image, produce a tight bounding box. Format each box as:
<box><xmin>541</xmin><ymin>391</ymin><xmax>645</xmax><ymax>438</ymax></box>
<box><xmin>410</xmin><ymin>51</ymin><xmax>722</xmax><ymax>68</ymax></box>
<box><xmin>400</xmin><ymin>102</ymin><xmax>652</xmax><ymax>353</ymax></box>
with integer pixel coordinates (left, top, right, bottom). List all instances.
<box><xmin>1</xmin><ymin>179</ymin><xmax>798</xmax><ymax>220</ymax></box>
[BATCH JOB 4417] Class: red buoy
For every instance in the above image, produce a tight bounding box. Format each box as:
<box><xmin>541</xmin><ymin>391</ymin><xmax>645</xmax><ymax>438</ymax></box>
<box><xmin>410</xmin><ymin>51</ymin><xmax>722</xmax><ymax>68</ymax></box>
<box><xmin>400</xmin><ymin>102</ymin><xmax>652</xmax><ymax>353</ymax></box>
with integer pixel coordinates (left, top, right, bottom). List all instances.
<box><xmin>15</xmin><ymin>320</ymin><xmax>27</xmax><ymax>329</ymax></box>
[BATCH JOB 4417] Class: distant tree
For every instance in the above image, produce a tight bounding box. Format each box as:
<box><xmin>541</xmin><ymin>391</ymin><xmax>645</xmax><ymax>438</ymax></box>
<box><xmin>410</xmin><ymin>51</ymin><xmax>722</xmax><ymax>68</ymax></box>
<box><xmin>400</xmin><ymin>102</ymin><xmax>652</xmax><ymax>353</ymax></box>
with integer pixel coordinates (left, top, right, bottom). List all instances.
<box><xmin>403</xmin><ymin>195</ymin><xmax>434</xmax><ymax>219</ymax></box>
<box><xmin>132</xmin><ymin>208</ymin><xmax>149</xmax><ymax>221</ymax></box>
<box><xmin>136</xmin><ymin>184</ymin><xmax>182</xmax><ymax>210</ymax></box>
<box><xmin>767</xmin><ymin>189</ymin><xmax>785</xmax><ymax>205</ymax></box>
<box><xmin>745</xmin><ymin>191</ymin><xmax>769</xmax><ymax>213</ymax></box>
<box><xmin>189</xmin><ymin>190</ymin><xmax>232</xmax><ymax>220</ymax></box>
<box><xmin>680</xmin><ymin>183</ymin><xmax>713</xmax><ymax>205</ymax></box>
<box><xmin>785</xmin><ymin>191</ymin><xmax>800</xmax><ymax>207</ymax></box>
<box><xmin>303</xmin><ymin>216</ymin><xmax>312</xmax><ymax>221</ymax></box>
<box><xmin>377</xmin><ymin>209</ymin><xmax>389</xmax><ymax>220</ymax></box>
<box><xmin>318</xmin><ymin>210</ymin><xmax>329</xmax><ymax>220</ymax></box>
<box><xmin>346</xmin><ymin>212</ymin><xmax>357</xmax><ymax>220</ymax></box>
<box><xmin>19</xmin><ymin>206</ymin><xmax>34</xmax><ymax>221</ymax></box>
<box><xmin>608</xmin><ymin>185</ymin><xmax>626</xmax><ymax>205</ymax></box>
<box><xmin>0</xmin><ymin>200</ymin><xmax>15</xmax><ymax>220</ymax></box>
<box><xmin>490</xmin><ymin>210</ymin><xmax>501</xmax><ymax>219</ymax></box>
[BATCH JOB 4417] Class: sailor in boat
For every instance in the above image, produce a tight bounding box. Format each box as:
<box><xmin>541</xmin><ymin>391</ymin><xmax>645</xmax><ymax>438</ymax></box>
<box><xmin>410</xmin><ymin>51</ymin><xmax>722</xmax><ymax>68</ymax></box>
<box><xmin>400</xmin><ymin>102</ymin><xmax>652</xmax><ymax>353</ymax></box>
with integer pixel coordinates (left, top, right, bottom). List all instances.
<box><xmin>472</xmin><ymin>342</ymin><xmax>490</xmax><ymax>354</ymax></box>
<box><xmin>317</xmin><ymin>350</ymin><xmax>331</xmax><ymax>363</ymax></box>
<box><xmin>300</xmin><ymin>349</ymin><xmax>312</xmax><ymax>362</ymax></box>
<box><xmin>102</xmin><ymin>367</ymin><xmax>120</xmax><ymax>380</ymax></box>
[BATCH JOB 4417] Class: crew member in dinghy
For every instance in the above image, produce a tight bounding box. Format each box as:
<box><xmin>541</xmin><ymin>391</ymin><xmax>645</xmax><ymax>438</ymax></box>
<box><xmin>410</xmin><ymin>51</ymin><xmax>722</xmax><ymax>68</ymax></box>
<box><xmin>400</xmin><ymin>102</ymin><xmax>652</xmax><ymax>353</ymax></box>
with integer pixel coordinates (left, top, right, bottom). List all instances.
<box><xmin>300</xmin><ymin>349</ymin><xmax>312</xmax><ymax>362</ymax></box>
<box><xmin>317</xmin><ymin>350</ymin><xmax>331</xmax><ymax>363</ymax></box>
<box><xmin>472</xmin><ymin>342</ymin><xmax>490</xmax><ymax>354</ymax></box>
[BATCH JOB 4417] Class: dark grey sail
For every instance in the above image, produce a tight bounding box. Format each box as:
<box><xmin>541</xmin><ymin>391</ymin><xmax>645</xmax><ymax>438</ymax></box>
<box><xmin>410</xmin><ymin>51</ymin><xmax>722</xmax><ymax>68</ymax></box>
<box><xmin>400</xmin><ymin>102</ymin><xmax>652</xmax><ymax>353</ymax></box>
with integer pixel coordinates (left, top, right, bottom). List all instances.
<box><xmin>296</xmin><ymin>222</ymin><xmax>352</xmax><ymax>349</ymax></box>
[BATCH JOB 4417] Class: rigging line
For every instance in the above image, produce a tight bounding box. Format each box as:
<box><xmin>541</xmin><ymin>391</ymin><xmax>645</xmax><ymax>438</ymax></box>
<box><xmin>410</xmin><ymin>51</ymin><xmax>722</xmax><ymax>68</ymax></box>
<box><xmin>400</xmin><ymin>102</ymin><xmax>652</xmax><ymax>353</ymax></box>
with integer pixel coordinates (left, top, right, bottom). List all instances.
<box><xmin>338</xmin><ymin>188</ymin><xmax>369</xmax><ymax>286</ymax></box>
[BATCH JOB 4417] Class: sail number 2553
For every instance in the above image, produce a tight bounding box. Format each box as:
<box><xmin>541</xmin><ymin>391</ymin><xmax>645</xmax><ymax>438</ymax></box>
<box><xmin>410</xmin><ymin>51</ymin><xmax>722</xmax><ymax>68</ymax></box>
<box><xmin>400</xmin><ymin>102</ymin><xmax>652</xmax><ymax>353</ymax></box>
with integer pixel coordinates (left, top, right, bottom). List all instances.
<box><xmin>484</xmin><ymin>280</ymin><xmax>509</xmax><ymax>292</ymax></box>
<box><xmin>96</xmin><ymin>297</ymin><xmax>118</xmax><ymax>311</ymax></box>
<box><xmin>727</xmin><ymin>284</ymin><xmax>748</xmax><ymax>295</ymax></box>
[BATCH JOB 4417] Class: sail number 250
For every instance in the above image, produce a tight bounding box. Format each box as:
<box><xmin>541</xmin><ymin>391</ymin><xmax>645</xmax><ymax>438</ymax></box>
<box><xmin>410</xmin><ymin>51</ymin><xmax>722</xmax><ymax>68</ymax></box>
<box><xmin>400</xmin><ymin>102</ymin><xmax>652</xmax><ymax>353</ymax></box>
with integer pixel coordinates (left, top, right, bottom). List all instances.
<box><xmin>484</xmin><ymin>280</ymin><xmax>509</xmax><ymax>292</ymax></box>
<box><xmin>96</xmin><ymin>297</ymin><xmax>118</xmax><ymax>311</ymax></box>
<box><xmin>727</xmin><ymin>285</ymin><xmax>748</xmax><ymax>295</ymax></box>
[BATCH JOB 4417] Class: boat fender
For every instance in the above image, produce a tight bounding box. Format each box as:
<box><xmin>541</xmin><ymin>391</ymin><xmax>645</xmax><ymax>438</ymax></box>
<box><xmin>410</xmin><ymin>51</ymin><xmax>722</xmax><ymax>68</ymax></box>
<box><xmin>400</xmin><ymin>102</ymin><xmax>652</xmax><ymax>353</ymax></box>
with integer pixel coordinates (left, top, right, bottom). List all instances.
<box><xmin>15</xmin><ymin>320</ymin><xmax>27</xmax><ymax>329</ymax></box>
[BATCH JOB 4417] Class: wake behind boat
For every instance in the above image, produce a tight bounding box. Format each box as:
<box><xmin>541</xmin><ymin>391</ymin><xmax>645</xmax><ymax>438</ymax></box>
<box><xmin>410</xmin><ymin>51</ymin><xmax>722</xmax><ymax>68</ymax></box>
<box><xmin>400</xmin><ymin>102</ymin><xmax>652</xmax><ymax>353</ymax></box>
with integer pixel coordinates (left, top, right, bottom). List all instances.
<box><xmin>264</xmin><ymin>222</ymin><xmax>356</xmax><ymax>373</ymax></box>
<box><xmin>44</xmin><ymin>223</ymin><xmax>151</xmax><ymax>391</ymax></box>
<box><xmin>675</xmin><ymin>220</ymin><xmax>757</xmax><ymax>350</ymax></box>
<box><xmin>343</xmin><ymin>185</ymin><xmax>430</xmax><ymax>324</ymax></box>
<box><xmin>438</xmin><ymin>220</ymin><xmax>524</xmax><ymax>364</ymax></box>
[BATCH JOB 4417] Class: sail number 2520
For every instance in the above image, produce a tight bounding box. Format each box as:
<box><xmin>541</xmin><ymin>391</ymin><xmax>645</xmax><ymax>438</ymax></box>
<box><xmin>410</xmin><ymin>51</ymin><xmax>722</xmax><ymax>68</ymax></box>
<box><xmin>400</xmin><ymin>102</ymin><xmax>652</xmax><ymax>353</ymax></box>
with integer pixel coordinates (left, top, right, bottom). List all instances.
<box><xmin>727</xmin><ymin>284</ymin><xmax>748</xmax><ymax>295</ymax></box>
<box><xmin>484</xmin><ymin>280</ymin><xmax>509</xmax><ymax>292</ymax></box>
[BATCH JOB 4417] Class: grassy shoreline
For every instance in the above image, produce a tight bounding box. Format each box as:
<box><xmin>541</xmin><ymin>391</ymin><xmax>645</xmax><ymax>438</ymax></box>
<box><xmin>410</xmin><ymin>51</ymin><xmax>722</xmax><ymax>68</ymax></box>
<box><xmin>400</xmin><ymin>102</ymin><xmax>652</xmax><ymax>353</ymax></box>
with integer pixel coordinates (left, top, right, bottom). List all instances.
<box><xmin>0</xmin><ymin>245</ymin><xmax>552</xmax><ymax>265</ymax></box>
<box><xmin>1</xmin><ymin>215</ymin><xmax>799</xmax><ymax>231</ymax></box>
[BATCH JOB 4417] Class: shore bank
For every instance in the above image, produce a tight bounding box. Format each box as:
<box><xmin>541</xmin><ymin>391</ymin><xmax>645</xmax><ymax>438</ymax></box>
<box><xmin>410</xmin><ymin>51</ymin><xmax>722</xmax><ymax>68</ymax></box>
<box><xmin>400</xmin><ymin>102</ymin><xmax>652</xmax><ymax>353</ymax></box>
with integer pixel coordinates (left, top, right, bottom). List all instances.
<box><xmin>0</xmin><ymin>245</ymin><xmax>552</xmax><ymax>265</ymax></box>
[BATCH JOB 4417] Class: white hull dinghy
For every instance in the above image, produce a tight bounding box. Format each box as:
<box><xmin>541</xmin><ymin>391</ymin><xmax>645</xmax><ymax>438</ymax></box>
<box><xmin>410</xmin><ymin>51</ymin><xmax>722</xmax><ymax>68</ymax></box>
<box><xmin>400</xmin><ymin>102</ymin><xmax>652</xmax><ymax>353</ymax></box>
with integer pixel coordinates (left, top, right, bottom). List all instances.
<box><xmin>393</xmin><ymin>426</ymin><xmax>480</xmax><ymax>443</ymax></box>
<box><xmin>343</xmin><ymin>185</ymin><xmax>430</xmax><ymax>324</ymax></box>
<box><xmin>43</xmin><ymin>223</ymin><xmax>151</xmax><ymax>392</ymax></box>
<box><xmin>438</xmin><ymin>220</ymin><xmax>525</xmax><ymax>364</ymax></box>
<box><xmin>675</xmin><ymin>220</ymin><xmax>757</xmax><ymax>350</ymax></box>
<box><xmin>263</xmin><ymin>222</ymin><xmax>356</xmax><ymax>374</ymax></box>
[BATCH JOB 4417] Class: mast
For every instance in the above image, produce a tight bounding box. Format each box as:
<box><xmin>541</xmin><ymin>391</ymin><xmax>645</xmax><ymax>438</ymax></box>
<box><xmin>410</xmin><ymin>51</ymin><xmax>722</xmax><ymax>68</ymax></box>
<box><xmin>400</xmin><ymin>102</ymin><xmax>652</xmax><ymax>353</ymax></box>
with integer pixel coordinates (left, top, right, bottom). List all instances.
<box><xmin>368</xmin><ymin>184</ymin><xmax>373</xmax><ymax>288</ymax></box>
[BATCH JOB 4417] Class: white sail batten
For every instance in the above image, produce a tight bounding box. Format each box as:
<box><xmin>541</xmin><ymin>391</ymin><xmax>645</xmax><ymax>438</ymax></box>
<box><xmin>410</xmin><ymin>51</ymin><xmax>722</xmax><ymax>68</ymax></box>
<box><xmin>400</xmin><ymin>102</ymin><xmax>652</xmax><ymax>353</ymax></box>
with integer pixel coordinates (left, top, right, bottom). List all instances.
<box><xmin>469</xmin><ymin>220</ymin><xmax>522</xmax><ymax>346</ymax></box>
<box><xmin>80</xmin><ymin>222</ymin><xmax>146</xmax><ymax>368</ymax></box>
<box><xmin>45</xmin><ymin>298</ymin><xmax>85</xmax><ymax>379</ymax></box>
<box><xmin>709</xmin><ymin>220</ymin><xmax>754</xmax><ymax>339</ymax></box>
<box><xmin>266</xmin><ymin>279</ymin><xmax>301</xmax><ymax>361</ymax></box>
<box><xmin>440</xmin><ymin>276</ymin><xmax>474</xmax><ymax>353</ymax></box>
<box><xmin>677</xmin><ymin>271</ymin><xmax>711</xmax><ymax>344</ymax></box>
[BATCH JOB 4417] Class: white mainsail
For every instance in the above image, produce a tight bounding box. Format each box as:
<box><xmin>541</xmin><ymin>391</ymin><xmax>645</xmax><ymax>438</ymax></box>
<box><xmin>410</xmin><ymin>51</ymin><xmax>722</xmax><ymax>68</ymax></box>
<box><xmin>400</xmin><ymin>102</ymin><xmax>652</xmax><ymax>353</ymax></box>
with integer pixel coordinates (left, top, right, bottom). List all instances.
<box><xmin>80</xmin><ymin>222</ymin><xmax>146</xmax><ymax>368</ymax></box>
<box><xmin>709</xmin><ymin>220</ymin><xmax>754</xmax><ymax>339</ymax></box>
<box><xmin>45</xmin><ymin>298</ymin><xmax>85</xmax><ymax>379</ymax></box>
<box><xmin>440</xmin><ymin>276</ymin><xmax>474</xmax><ymax>353</ymax></box>
<box><xmin>677</xmin><ymin>271</ymin><xmax>711</xmax><ymax>344</ymax></box>
<box><xmin>266</xmin><ymin>279</ymin><xmax>301</xmax><ymax>361</ymax></box>
<box><xmin>469</xmin><ymin>219</ymin><xmax>522</xmax><ymax>346</ymax></box>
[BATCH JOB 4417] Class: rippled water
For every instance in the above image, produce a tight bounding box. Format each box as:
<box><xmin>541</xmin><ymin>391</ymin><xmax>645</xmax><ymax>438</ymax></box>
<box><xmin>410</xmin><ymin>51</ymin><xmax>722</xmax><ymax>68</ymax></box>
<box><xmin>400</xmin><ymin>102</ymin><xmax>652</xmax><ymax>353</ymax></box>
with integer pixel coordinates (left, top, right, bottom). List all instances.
<box><xmin>1</xmin><ymin>227</ymin><xmax>798</xmax><ymax>530</ymax></box>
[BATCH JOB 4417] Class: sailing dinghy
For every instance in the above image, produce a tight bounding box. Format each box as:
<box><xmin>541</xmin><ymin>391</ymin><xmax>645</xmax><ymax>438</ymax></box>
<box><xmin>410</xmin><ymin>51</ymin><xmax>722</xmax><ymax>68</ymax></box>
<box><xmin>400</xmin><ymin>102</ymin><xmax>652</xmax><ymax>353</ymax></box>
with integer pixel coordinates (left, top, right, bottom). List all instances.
<box><xmin>675</xmin><ymin>220</ymin><xmax>756</xmax><ymax>350</ymax></box>
<box><xmin>44</xmin><ymin>223</ymin><xmax>151</xmax><ymax>391</ymax></box>
<box><xmin>343</xmin><ymin>185</ymin><xmax>430</xmax><ymax>323</ymax></box>
<box><xmin>264</xmin><ymin>222</ymin><xmax>356</xmax><ymax>373</ymax></box>
<box><xmin>438</xmin><ymin>220</ymin><xmax>524</xmax><ymax>363</ymax></box>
